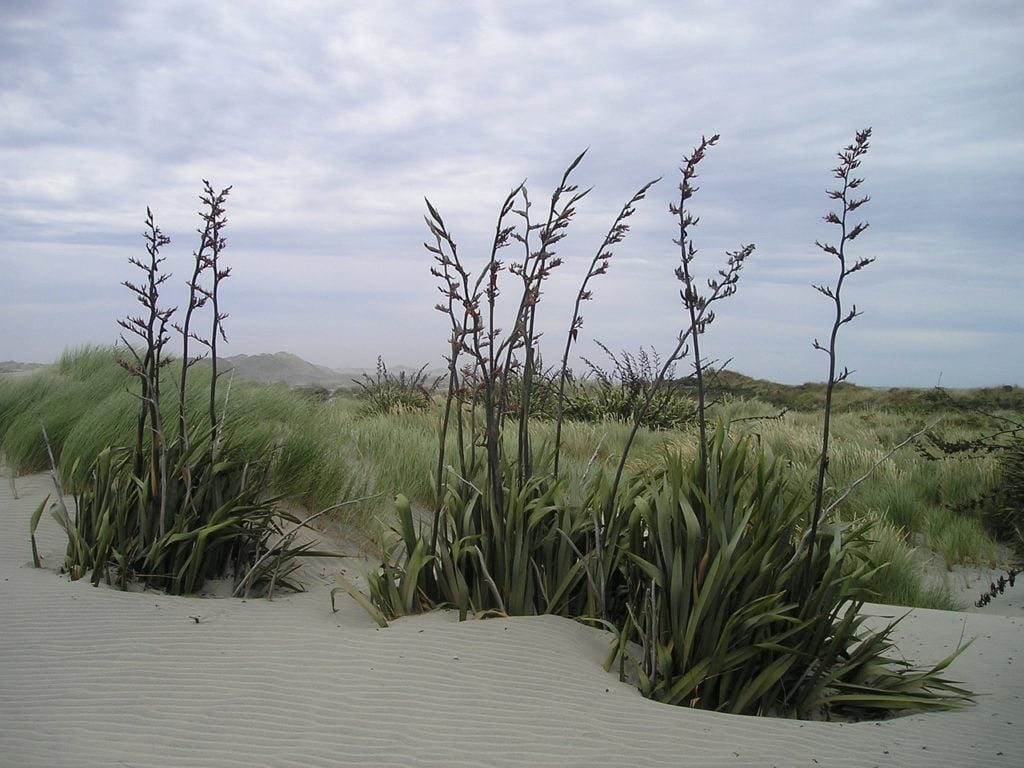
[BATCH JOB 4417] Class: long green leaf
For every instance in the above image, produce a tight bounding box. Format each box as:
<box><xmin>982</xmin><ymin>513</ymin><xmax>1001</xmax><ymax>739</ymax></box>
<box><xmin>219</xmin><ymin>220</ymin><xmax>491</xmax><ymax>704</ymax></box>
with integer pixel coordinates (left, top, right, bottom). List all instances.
<box><xmin>29</xmin><ymin>494</ymin><xmax>51</xmax><ymax>568</ymax></box>
<box><xmin>332</xmin><ymin>572</ymin><xmax>390</xmax><ymax>628</ymax></box>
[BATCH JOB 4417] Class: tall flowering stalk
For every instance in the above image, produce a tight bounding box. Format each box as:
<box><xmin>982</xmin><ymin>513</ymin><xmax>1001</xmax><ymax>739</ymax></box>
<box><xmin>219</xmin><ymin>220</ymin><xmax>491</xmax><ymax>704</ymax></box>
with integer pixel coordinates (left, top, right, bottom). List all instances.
<box><xmin>807</xmin><ymin>128</ymin><xmax>874</xmax><ymax>577</ymax></box>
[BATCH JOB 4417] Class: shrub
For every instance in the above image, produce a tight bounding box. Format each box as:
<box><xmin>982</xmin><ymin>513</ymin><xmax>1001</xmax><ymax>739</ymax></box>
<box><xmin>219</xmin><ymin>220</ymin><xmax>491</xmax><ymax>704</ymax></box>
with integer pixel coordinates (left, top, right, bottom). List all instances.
<box><xmin>570</xmin><ymin>343</ymin><xmax>696</xmax><ymax>430</ymax></box>
<box><xmin>354</xmin><ymin>357</ymin><xmax>440</xmax><ymax>415</ymax></box>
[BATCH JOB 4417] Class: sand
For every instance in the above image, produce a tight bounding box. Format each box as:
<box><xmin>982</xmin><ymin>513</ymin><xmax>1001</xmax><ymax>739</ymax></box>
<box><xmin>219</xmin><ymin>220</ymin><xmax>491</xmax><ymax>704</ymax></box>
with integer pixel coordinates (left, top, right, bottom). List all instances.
<box><xmin>1</xmin><ymin>469</ymin><xmax>1021</xmax><ymax>767</ymax></box>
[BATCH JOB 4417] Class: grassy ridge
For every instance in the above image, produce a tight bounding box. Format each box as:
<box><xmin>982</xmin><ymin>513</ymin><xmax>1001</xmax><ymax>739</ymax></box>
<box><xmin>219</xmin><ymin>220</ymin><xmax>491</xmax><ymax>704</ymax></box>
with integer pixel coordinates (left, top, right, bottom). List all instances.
<box><xmin>694</xmin><ymin>369</ymin><xmax>1024</xmax><ymax>414</ymax></box>
<box><xmin>1</xmin><ymin>345</ymin><xmax>1015</xmax><ymax>608</ymax></box>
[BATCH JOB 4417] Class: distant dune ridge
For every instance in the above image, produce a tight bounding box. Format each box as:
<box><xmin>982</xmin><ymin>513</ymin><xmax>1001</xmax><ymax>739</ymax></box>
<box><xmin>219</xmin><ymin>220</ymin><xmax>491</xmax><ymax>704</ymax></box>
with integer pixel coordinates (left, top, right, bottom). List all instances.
<box><xmin>0</xmin><ymin>361</ymin><xmax>47</xmax><ymax>374</ymax></box>
<box><xmin>0</xmin><ymin>351</ymin><xmax>438</xmax><ymax>389</ymax></box>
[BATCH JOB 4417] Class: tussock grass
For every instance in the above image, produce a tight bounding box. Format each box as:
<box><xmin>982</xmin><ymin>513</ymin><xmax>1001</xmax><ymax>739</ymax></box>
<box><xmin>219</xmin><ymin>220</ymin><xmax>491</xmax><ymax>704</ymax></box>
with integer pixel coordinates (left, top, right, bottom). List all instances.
<box><xmin>60</xmin><ymin>389</ymin><xmax>138</xmax><ymax>483</ymax></box>
<box><xmin>862</xmin><ymin>519</ymin><xmax>964</xmax><ymax>610</ymax></box>
<box><xmin>926</xmin><ymin>509</ymin><xmax>999</xmax><ymax>567</ymax></box>
<box><xmin>0</xmin><ymin>347</ymin><xmax>436</xmax><ymax>538</ymax></box>
<box><xmin>352</xmin><ymin>411</ymin><xmax>436</xmax><ymax>506</ymax></box>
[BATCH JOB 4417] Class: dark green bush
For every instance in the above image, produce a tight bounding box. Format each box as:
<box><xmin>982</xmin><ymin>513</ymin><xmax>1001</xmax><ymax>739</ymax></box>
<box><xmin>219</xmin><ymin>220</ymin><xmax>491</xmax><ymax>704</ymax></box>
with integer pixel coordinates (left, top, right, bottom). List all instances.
<box><xmin>354</xmin><ymin>357</ymin><xmax>440</xmax><ymax>415</ymax></box>
<box><xmin>993</xmin><ymin>435</ymin><xmax>1024</xmax><ymax>554</ymax></box>
<box><xmin>499</xmin><ymin>348</ymin><xmax>696</xmax><ymax>431</ymax></box>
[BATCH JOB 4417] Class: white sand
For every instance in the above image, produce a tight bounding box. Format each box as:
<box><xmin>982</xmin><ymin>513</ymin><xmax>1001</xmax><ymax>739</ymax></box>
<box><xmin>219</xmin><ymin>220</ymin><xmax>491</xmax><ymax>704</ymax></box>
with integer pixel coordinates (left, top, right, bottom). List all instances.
<box><xmin>2</xmin><ymin>470</ymin><xmax>1022</xmax><ymax>767</ymax></box>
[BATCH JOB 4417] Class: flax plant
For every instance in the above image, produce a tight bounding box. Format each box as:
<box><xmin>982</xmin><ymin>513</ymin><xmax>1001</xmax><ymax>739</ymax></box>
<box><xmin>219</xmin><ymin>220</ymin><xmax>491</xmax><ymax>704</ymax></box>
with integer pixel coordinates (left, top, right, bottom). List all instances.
<box><xmin>340</xmin><ymin>138</ymin><xmax>974</xmax><ymax>720</ymax></box>
<box><xmin>602</xmin><ymin>427</ymin><xmax>971</xmax><ymax>716</ymax></box>
<box><xmin>354</xmin><ymin>357</ymin><xmax>441</xmax><ymax>416</ymax></box>
<box><xmin>357</xmin><ymin>153</ymin><xmax>658</xmax><ymax>618</ymax></box>
<box><xmin>425</xmin><ymin>152</ymin><xmax>595</xmax><ymax>514</ymax></box>
<box><xmin>47</xmin><ymin>186</ymin><xmax>325</xmax><ymax>595</ymax></box>
<box><xmin>173</xmin><ymin>182</ymin><xmax>230</xmax><ymax>448</ymax></box>
<box><xmin>117</xmin><ymin>209</ymin><xmax>175</xmax><ymax>539</ymax></box>
<box><xmin>196</xmin><ymin>183</ymin><xmax>232</xmax><ymax>439</ymax></box>
<box><xmin>417</xmin><ymin>154</ymin><xmax>599</xmax><ymax>614</ymax></box>
<box><xmin>576</xmin><ymin>343</ymin><xmax>695</xmax><ymax>430</ymax></box>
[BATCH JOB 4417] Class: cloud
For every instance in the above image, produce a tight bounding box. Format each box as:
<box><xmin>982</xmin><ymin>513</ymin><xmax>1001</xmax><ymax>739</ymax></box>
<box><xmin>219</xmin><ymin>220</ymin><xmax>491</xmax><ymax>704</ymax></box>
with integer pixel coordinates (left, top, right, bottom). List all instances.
<box><xmin>1</xmin><ymin>0</ymin><xmax>1020</xmax><ymax>385</ymax></box>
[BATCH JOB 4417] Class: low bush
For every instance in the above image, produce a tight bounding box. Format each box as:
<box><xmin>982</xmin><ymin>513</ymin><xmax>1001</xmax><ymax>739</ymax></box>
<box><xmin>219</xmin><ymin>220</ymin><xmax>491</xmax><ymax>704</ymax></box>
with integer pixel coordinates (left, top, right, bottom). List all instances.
<box><xmin>354</xmin><ymin>357</ymin><xmax>441</xmax><ymax>415</ymax></box>
<box><xmin>568</xmin><ymin>344</ymin><xmax>696</xmax><ymax>430</ymax></box>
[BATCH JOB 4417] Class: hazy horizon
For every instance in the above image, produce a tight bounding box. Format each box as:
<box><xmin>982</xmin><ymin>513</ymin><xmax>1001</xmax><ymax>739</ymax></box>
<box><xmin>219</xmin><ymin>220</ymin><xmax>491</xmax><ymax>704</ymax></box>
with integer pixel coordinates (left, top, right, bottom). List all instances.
<box><xmin>2</xmin><ymin>2</ymin><xmax>1021</xmax><ymax>388</ymax></box>
<box><xmin>4</xmin><ymin>346</ymin><xmax>1019</xmax><ymax>392</ymax></box>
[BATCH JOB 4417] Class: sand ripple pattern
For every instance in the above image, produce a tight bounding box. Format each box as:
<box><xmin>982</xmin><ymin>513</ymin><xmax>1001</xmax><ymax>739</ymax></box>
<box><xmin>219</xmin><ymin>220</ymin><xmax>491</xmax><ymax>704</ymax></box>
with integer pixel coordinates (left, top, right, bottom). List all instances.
<box><xmin>1</xmin><ymin>471</ymin><xmax>1020</xmax><ymax>767</ymax></box>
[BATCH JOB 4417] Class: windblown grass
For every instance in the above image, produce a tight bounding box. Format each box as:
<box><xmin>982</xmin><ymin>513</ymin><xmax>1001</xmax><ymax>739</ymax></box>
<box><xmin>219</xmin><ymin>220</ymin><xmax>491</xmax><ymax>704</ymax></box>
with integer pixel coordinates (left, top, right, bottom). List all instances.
<box><xmin>721</xmin><ymin>406</ymin><xmax>1006</xmax><ymax>570</ymax></box>
<box><xmin>0</xmin><ymin>346</ymin><xmax>131</xmax><ymax>474</ymax></box>
<box><xmin>862</xmin><ymin>518</ymin><xmax>964</xmax><ymax>610</ymax></box>
<box><xmin>1</xmin><ymin>345</ymin><xmax>1014</xmax><ymax>606</ymax></box>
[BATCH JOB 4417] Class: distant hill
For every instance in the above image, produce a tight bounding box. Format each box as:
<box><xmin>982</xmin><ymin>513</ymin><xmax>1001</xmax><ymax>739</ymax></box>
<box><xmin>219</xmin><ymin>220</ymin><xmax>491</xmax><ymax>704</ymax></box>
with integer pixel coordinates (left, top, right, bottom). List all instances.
<box><xmin>216</xmin><ymin>352</ymin><xmax>368</xmax><ymax>389</ymax></box>
<box><xmin>216</xmin><ymin>352</ymin><xmax>443</xmax><ymax>391</ymax></box>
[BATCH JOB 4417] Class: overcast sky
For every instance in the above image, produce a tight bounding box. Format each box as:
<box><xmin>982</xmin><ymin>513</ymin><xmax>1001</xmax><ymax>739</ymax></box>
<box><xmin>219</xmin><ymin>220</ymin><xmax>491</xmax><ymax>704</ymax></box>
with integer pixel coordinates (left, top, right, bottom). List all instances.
<box><xmin>1</xmin><ymin>1</ymin><xmax>1020</xmax><ymax>387</ymax></box>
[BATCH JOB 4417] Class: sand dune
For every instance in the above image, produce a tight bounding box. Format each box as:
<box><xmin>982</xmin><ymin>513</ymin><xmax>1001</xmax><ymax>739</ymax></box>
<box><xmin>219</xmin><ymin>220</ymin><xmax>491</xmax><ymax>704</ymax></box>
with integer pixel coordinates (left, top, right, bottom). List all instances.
<box><xmin>1</xmin><ymin>469</ymin><xmax>1021</xmax><ymax>767</ymax></box>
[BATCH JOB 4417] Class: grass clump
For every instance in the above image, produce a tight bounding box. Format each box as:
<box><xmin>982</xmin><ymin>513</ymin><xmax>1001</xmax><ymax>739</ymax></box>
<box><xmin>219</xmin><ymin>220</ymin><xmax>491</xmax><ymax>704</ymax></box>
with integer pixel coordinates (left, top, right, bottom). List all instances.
<box><xmin>862</xmin><ymin>519</ymin><xmax>963</xmax><ymax>611</ymax></box>
<box><xmin>915</xmin><ymin>391</ymin><xmax>1023</xmax><ymax>556</ymax></box>
<box><xmin>0</xmin><ymin>346</ymin><xmax>131</xmax><ymax>475</ymax></box>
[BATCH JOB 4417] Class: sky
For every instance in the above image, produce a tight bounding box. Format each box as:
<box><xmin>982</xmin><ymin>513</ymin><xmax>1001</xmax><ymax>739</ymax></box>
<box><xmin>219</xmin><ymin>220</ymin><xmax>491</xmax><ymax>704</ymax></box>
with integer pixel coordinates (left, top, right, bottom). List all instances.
<box><xmin>1</xmin><ymin>1</ymin><xmax>1021</xmax><ymax>388</ymax></box>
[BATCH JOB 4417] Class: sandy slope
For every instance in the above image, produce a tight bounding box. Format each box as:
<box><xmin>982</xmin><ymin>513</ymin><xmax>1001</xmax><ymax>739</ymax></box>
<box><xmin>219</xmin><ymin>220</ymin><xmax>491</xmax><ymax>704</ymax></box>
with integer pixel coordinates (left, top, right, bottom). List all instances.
<box><xmin>1</xmin><ymin>470</ymin><xmax>1021</xmax><ymax>768</ymax></box>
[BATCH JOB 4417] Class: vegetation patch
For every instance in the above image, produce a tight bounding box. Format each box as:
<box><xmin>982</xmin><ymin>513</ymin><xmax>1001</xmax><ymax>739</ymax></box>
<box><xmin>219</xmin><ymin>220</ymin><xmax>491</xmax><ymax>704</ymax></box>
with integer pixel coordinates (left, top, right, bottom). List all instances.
<box><xmin>336</xmin><ymin>131</ymin><xmax>981</xmax><ymax>720</ymax></box>
<box><xmin>6</xmin><ymin>132</ymin><xmax>1019</xmax><ymax>720</ymax></box>
<box><xmin>23</xmin><ymin>185</ymin><xmax>335</xmax><ymax>595</ymax></box>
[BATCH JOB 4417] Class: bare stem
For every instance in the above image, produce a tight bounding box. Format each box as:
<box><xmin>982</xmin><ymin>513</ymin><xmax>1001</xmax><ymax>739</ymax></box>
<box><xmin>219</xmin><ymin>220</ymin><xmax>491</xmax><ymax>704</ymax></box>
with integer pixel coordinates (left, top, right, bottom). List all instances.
<box><xmin>553</xmin><ymin>176</ymin><xmax>659</xmax><ymax>478</ymax></box>
<box><xmin>806</xmin><ymin>127</ymin><xmax>873</xmax><ymax>583</ymax></box>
